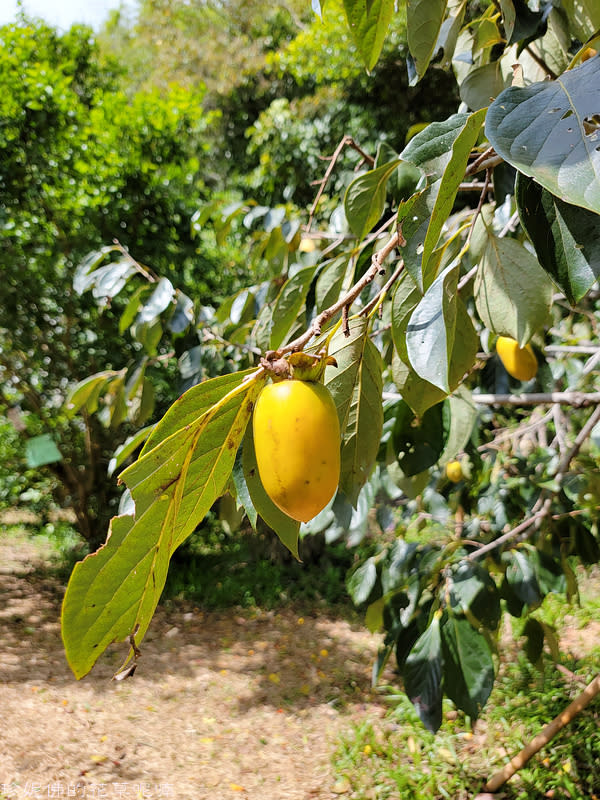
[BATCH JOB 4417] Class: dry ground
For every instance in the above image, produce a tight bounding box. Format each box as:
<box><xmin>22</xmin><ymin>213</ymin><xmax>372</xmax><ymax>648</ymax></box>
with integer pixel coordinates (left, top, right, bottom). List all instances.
<box><xmin>0</xmin><ymin>531</ymin><xmax>390</xmax><ymax>800</ymax></box>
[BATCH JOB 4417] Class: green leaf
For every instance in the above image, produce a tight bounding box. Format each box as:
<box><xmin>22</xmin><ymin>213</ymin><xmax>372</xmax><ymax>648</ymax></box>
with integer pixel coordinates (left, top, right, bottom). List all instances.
<box><xmin>436</xmin><ymin>0</ymin><xmax>468</xmax><ymax>71</ymax></box>
<box><xmin>270</xmin><ymin>265</ymin><xmax>318</xmax><ymax>349</ymax></box>
<box><xmin>107</xmin><ymin>425</ymin><xmax>155</xmax><ymax>478</ymax></box>
<box><xmin>474</xmin><ymin>234</ymin><xmax>553</xmax><ymax>345</ymax></box>
<box><xmin>25</xmin><ymin>434</ymin><xmax>62</xmax><ymax>468</ymax></box>
<box><xmin>231</xmin><ymin>445</ymin><xmax>258</xmax><ymax>530</ymax></box>
<box><xmin>485</xmin><ymin>56</ymin><xmax>600</xmax><ymax>214</ymax></box>
<box><xmin>437</xmin><ymin>387</ymin><xmax>477</xmax><ymax>466</ymax></box>
<box><xmin>499</xmin><ymin>0</ymin><xmax>516</xmax><ymax>43</ymax></box>
<box><xmin>407</xmin><ymin>0</ymin><xmax>449</xmax><ymax>84</ymax></box>
<box><xmin>343</xmin><ymin>0</ymin><xmax>395</xmax><ymax>71</ymax></box>
<box><xmin>315</xmin><ymin>256</ymin><xmax>350</xmax><ymax>311</ymax></box>
<box><xmin>562</xmin><ymin>0</ymin><xmax>600</xmax><ymax>40</ymax></box>
<box><xmin>406</xmin><ymin>262</ymin><xmax>478</xmax><ymax>394</ymax></box>
<box><xmin>62</xmin><ymin>371</ymin><xmax>265</xmax><ymax>678</ymax></box>
<box><xmin>326</xmin><ymin>319</ymin><xmax>383</xmax><ymax>505</ymax></box>
<box><xmin>141</xmin><ymin>370</ymin><xmax>257</xmax><ymax>456</ymax></box>
<box><xmin>392</xmin><ymin>352</ymin><xmax>447</xmax><ymax>417</ymax></box>
<box><xmin>400</xmin><ymin>111</ymin><xmax>486</xmax><ymax>287</ymax></box>
<box><xmin>449</xmin><ymin>560</ymin><xmax>501</xmax><ymax>630</ymax></box>
<box><xmin>393</xmin><ymin>401</ymin><xmax>448</xmax><ymax>476</ymax></box>
<box><xmin>516</xmin><ymin>173</ymin><xmax>600</xmax><ymax>304</ymax></box>
<box><xmin>119</xmin><ymin>284</ymin><xmax>153</xmax><ymax>334</ymax></box>
<box><xmin>241</xmin><ymin>423</ymin><xmax>300</xmax><ymax>559</ymax></box>
<box><xmin>504</xmin><ymin>548</ymin><xmax>542</xmax><ymax>607</ymax></box>
<box><xmin>347</xmin><ymin>557</ymin><xmax>378</xmax><ymax>605</ymax></box>
<box><xmin>344</xmin><ymin>158</ymin><xmax>401</xmax><ymax>240</ymax></box>
<box><xmin>460</xmin><ymin>62</ymin><xmax>510</xmax><ymax>111</ymax></box>
<box><xmin>391</xmin><ymin>271</ymin><xmax>421</xmax><ymax>362</ymax></box>
<box><xmin>522</xmin><ymin>617</ymin><xmax>544</xmax><ymax>666</ymax></box>
<box><xmin>441</xmin><ymin>615</ymin><xmax>495</xmax><ymax>720</ymax></box>
<box><xmin>64</xmin><ymin>370</ymin><xmax>121</xmax><ymax>417</ymax></box>
<box><xmin>403</xmin><ymin>614</ymin><xmax>444</xmax><ymax>732</ymax></box>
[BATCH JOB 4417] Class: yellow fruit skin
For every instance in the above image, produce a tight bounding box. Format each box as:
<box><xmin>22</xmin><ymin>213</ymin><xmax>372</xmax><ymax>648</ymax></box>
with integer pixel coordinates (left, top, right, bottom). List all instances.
<box><xmin>252</xmin><ymin>379</ymin><xmax>340</xmax><ymax>523</ymax></box>
<box><xmin>445</xmin><ymin>461</ymin><xmax>463</xmax><ymax>483</ymax></box>
<box><xmin>496</xmin><ymin>336</ymin><xmax>538</xmax><ymax>381</ymax></box>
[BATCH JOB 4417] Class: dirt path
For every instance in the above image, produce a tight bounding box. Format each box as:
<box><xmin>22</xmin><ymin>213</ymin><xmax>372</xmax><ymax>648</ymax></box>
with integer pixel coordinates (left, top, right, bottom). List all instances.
<box><xmin>0</xmin><ymin>533</ymin><xmax>387</xmax><ymax>800</ymax></box>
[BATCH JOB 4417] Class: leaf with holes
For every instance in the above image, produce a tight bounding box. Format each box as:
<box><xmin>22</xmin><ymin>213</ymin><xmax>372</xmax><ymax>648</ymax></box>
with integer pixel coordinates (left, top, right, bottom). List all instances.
<box><xmin>486</xmin><ymin>56</ymin><xmax>600</xmax><ymax>214</ymax></box>
<box><xmin>400</xmin><ymin>111</ymin><xmax>486</xmax><ymax>288</ymax></box>
<box><xmin>62</xmin><ymin>370</ymin><xmax>266</xmax><ymax>678</ymax></box>
<box><xmin>516</xmin><ymin>173</ymin><xmax>600</xmax><ymax>304</ymax></box>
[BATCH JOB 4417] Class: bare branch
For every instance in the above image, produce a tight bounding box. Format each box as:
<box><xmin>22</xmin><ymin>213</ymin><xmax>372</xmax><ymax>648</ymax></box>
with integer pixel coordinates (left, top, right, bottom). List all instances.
<box><xmin>306</xmin><ymin>136</ymin><xmax>374</xmax><ymax>232</ymax></box>
<box><xmin>485</xmin><ymin>673</ymin><xmax>600</xmax><ymax>792</ymax></box>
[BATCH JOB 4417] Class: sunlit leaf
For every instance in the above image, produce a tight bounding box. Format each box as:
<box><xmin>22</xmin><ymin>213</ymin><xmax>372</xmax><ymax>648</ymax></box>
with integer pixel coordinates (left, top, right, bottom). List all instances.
<box><xmin>344</xmin><ymin>158</ymin><xmax>401</xmax><ymax>240</ymax></box>
<box><xmin>325</xmin><ymin>319</ymin><xmax>383</xmax><ymax>505</ymax></box>
<box><xmin>62</xmin><ymin>370</ymin><xmax>265</xmax><ymax>678</ymax></box>
<box><xmin>407</xmin><ymin>0</ymin><xmax>449</xmax><ymax>84</ymax></box>
<box><xmin>486</xmin><ymin>56</ymin><xmax>600</xmax><ymax>214</ymax></box>
<box><xmin>343</xmin><ymin>0</ymin><xmax>395</xmax><ymax>71</ymax></box>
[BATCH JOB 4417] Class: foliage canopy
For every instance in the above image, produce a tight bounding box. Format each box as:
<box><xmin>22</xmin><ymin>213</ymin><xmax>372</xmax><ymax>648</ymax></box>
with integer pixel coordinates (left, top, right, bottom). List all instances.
<box><xmin>7</xmin><ymin>0</ymin><xmax>600</xmax><ymax>735</ymax></box>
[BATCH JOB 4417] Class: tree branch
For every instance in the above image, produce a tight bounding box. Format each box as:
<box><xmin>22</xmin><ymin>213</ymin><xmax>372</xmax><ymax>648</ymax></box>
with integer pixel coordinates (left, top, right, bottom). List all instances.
<box><xmin>472</xmin><ymin>391</ymin><xmax>600</xmax><ymax>407</ymax></box>
<box><xmin>468</xmin><ymin>403</ymin><xmax>600</xmax><ymax>561</ymax></box>
<box><xmin>485</xmin><ymin>673</ymin><xmax>600</xmax><ymax>792</ymax></box>
<box><xmin>280</xmin><ymin>232</ymin><xmax>400</xmax><ymax>354</ymax></box>
<box><xmin>306</xmin><ymin>136</ymin><xmax>374</xmax><ymax>232</ymax></box>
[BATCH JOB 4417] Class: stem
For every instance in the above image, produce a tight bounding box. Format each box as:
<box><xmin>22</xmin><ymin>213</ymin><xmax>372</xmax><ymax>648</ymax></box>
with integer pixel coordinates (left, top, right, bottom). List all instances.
<box><xmin>485</xmin><ymin>673</ymin><xmax>600</xmax><ymax>792</ymax></box>
<box><xmin>306</xmin><ymin>136</ymin><xmax>374</xmax><ymax>232</ymax></box>
<box><xmin>280</xmin><ymin>231</ymin><xmax>400</xmax><ymax>354</ymax></box>
<box><xmin>468</xmin><ymin>403</ymin><xmax>600</xmax><ymax>561</ymax></box>
<box><xmin>382</xmin><ymin>391</ymin><xmax>600</xmax><ymax>407</ymax></box>
<box><xmin>359</xmin><ymin>260</ymin><xmax>405</xmax><ymax>319</ymax></box>
<box><xmin>525</xmin><ymin>44</ymin><xmax>558</xmax><ymax>79</ymax></box>
<box><xmin>113</xmin><ymin>239</ymin><xmax>158</xmax><ymax>284</ymax></box>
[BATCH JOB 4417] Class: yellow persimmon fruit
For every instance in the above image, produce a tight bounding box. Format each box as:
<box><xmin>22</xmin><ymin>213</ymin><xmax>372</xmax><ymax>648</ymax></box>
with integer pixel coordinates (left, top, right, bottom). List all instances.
<box><xmin>496</xmin><ymin>336</ymin><xmax>538</xmax><ymax>381</ymax></box>
<box><xmin>445</xmin><ymin>460</ymin><xmax>463</xmax><ymax>483</ymax></box>
<box><xmin>252</xmin><ymin>379</ymin><xmax>340</xmax><ymax>522</ymax></box>
<box><xmin>298</xmin><ymin>237</ymin><xmax>316</xmax><ymax>253</ymax></box>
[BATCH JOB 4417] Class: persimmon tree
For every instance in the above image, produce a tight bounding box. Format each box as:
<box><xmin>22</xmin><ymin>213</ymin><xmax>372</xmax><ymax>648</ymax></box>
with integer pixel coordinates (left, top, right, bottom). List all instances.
<box><xmin>61</xmin><ymin>0</ymin><xmax>600</xmax><ymax>733</ymax></box>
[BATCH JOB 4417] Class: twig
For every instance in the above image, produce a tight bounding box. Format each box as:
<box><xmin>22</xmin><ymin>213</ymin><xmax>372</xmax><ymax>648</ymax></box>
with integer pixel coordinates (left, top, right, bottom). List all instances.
<box><xmin>280</xmin><ymin>232</ymin><xmax>400</xmax><ymax>354</ymax></box>
<box><xmin>359</xmin><ymin>260</ymin><xmax>405</xmax><ymax>318</ymax></box>
<box><xmin>113</xmin><ymin>240</ymin><xmax>158</xmax><ymax>284</ymax></box>
<box><xmin>469</xmin><ymin>403</ymin><xmax>600</xmax><ymax>561</ymax></box>
<box><xmin>465</xmin><ymin>147</ymin><xmax>503</xmax><ymax>177</ymax></box>
<box><xmin>306</xmin><ymin>136</ymin><xmax>374</xmax><ymax>231</ymax></box>
<box><xmin>525</xmin><ymin>44</ymin><xmax>558</xmax><ymax>80</ymax></box>
<box><xmin>382</xmin><ymin>391</ymin><xmax>600</xmax><ymax>407</ymax></box>
<box><xmin>464</xmin><ymin>169</ymin><xmax>492</xmax><ymax>252</ymax></box>
<box><xmin>473</xmin><ymin>391</ymin><xmax>600</xmax><ymax>407</ymax></box>
<box><xmin>485</xmin><ymin>673</ymin><xmax>600</xmax><ymax>792</ymax></box>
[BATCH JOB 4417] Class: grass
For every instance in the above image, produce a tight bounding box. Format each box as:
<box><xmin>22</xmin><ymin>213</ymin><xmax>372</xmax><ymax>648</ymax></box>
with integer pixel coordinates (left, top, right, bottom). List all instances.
<box><xmin>332</xmin><ymin>572</ymin><xmax>600</xmax><ymax>800</ymax></box>
<box><xmin>161</xmin><ymin>527</ymin><xmax>361</xmax><ymax>611</ymax></box>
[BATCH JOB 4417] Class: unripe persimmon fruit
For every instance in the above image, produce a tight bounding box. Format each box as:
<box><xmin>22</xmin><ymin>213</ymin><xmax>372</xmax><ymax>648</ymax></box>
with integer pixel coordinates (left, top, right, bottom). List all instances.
<box><xmin>496</xmin><ymin>336</ymin><xmax>538</xmax><ymax>381</ymax></box>
<box><xmin>445</xmin><ymin>460</ymin><xmax>463</xmax><ymax>483</ymax></box>
<box><xmin>252</xmin><ymin>379</ymin><xmax>340</xmax><ymax>522</ymax></box>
